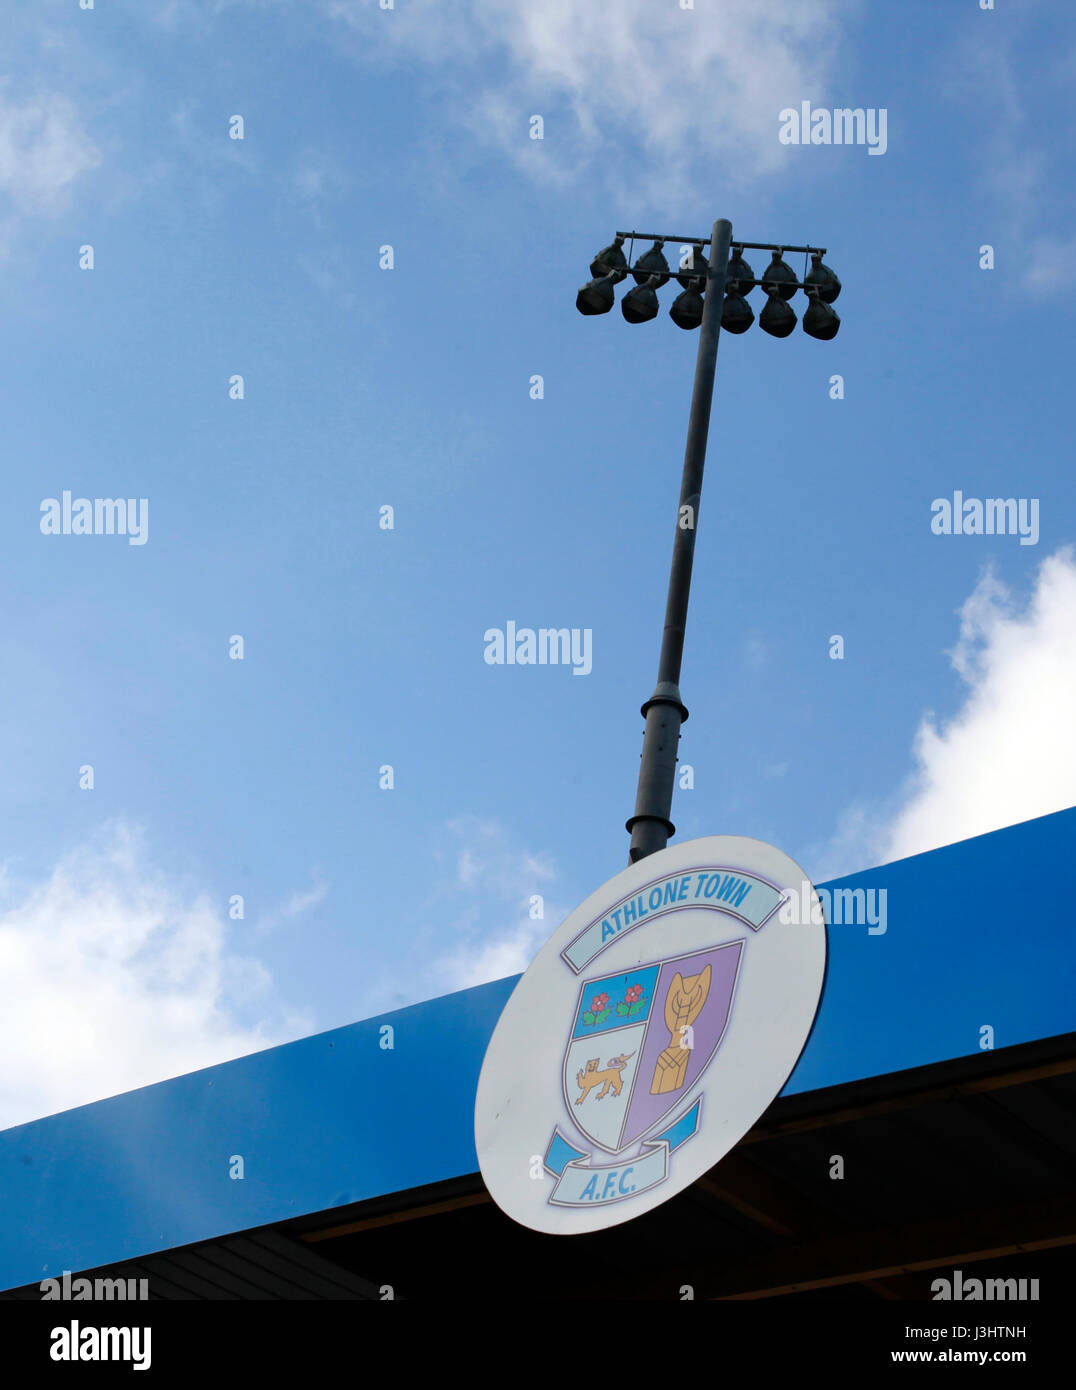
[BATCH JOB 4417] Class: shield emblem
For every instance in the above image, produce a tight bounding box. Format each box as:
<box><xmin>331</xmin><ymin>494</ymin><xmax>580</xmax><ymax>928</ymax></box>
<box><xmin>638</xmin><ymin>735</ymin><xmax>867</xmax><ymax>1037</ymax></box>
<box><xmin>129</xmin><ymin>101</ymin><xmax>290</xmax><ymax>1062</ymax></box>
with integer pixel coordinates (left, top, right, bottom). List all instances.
<box><xmin>561</xmin><ymin>940</ymin><xmax>743</xmax><ymax>1154</ymax></box>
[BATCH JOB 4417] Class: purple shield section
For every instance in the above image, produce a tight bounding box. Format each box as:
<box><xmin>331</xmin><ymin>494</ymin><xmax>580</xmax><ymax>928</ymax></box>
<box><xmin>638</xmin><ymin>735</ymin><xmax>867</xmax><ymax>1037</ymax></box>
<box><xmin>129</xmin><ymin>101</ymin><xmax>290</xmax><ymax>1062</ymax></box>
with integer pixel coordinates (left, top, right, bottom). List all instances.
<box><xmin>622</xmin><ymin>940</ymin><xmax>743</xmax><ymax>1146</ymax></box>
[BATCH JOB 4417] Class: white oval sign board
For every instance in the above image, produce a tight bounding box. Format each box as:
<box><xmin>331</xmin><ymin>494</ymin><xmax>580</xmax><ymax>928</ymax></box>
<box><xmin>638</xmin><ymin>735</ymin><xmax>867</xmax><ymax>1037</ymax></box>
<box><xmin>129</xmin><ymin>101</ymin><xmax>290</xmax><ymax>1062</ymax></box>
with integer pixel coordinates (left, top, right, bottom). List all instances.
<box><xmin>475</xmin><ymin>835</ymin><xmax>826</xmax><ymax>1234</ymax></box>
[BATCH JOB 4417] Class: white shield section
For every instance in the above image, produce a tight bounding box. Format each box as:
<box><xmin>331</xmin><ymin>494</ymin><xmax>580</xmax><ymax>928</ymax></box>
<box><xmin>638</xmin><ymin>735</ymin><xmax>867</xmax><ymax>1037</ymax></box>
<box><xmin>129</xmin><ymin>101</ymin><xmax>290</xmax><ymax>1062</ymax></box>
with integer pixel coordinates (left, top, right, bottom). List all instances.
<box><xmin>563</xmin><ymin>1024</ymin><xmax>647</xmax><ymax>1152</ymax></box>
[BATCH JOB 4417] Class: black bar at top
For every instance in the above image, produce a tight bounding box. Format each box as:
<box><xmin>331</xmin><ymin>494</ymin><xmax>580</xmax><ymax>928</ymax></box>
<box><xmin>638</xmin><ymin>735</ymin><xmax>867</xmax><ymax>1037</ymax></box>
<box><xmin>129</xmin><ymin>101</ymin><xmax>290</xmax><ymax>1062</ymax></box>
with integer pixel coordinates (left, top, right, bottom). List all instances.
<box><xmin>615</xmin><ymin>232</ymin><xmax>826</xmax><ymax>255</ymax></box>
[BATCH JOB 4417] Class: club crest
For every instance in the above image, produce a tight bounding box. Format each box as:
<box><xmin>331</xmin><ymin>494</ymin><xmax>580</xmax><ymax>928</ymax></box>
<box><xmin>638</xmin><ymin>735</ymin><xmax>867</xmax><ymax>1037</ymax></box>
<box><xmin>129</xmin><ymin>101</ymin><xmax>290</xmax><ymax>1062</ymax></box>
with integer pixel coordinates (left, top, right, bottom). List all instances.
<box><xmin>475</xmin><ymin>835</ymin><xmax>826</xmax><ymax>1234</ymax></box>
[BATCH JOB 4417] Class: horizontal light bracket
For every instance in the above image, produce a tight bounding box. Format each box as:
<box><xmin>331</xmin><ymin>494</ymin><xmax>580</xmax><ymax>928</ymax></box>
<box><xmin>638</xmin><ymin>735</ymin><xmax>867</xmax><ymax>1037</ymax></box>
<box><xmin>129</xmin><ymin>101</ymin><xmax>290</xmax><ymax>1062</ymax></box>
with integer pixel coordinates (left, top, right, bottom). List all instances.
<box><xmin>614</xmin><ymin>231</ymin><xmax>827</xmax><ymax>256</ymax></box>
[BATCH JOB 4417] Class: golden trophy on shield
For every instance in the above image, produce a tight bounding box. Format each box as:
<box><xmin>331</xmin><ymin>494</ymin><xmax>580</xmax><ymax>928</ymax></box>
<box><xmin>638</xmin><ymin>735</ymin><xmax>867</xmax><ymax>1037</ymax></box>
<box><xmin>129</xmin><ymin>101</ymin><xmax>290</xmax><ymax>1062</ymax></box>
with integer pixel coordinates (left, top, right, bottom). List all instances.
<box><xmin>650</xmin><ymin>965</ymin><xmax>711</xmax><ymax>1095</ymax></box>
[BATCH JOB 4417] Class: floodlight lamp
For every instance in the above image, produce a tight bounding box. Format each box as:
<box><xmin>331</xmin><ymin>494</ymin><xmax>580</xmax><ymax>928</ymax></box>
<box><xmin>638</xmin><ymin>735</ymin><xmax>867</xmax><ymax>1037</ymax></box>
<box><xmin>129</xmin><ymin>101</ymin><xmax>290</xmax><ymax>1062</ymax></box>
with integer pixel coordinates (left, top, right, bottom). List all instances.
<box><xmin>631</xmin><ymin>241</ymin><xmax>671</xmax><ymax>287</ymax></box>
<box><xmin>802</xmin><ymin>289</ymin><xmax>840</xmax><ymax>340</ymax></box>
<box><xmin>725</xmin><ymin>249</ymin><xmax>756</xmax><ymax>296</ymax></box>
<box><xmin>669</xmin><ymin>287</ymin><xmax>704</xmax><ymax>329</ymax></box>
<box><xmin>676</xmin><ymin>247</ymin><xmax>709</xmax><ymax>291</ymax></box>
<box><xmin>590</xmin><ymin>236</ymin><xmax>628</xmax><ymax>283</ymax></box>
<box><xmin>576</xmin><ymin>272</ymin><xmax>617</xmax><ymax>316</ymax></box>
<box><xmin>621</xmin><ymin>278</ymin><xmax>661</xmax><ymax>323</ymax></box>
<box><xmin>805</xmin><ymin>253</ymin><xmax>841</xmax><ymax>303</ymax></box>
<box><xmin>760</xmin><ymin>249</ymin><xmax>797</xmax><ymax>300</ymax></box>
<box><xmin>720</xmin><ymin>293</ymin><xmax>754</xmax><ymax>334</ymax></box>
<box><xmin>759</xmin><ymin>290</ymin><xmax>797</xmax><ymax>337</ymax></box>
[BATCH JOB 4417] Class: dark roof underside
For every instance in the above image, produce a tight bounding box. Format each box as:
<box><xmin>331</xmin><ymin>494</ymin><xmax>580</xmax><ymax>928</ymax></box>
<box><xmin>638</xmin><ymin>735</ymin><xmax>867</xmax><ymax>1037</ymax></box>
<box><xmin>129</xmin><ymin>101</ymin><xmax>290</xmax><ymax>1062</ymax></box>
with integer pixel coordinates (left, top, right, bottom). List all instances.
<box><xmin>7</xmin><ymin>1031</ymin><xmax>1075</xmax><ymax>1301</ymax></box>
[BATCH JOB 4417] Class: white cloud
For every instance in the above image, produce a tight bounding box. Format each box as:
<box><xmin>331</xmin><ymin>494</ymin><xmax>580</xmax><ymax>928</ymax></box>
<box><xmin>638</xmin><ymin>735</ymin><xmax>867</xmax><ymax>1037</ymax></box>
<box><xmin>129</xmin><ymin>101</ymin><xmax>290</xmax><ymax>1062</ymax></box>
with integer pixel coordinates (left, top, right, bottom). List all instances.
<box><xmin>425</xmin><ymin>816</ymin><xmax>564</xmax><ymax>991</ymax></box>
<box><xmin>321</xmin><ymin>0</ymin><xmax>850</xmax><ymax>202</ymax></box>
<box><xmin>0</xmin><ymin>823</ymin><xmax>304</xmax><ymax>1132</ymax></box>
<box><xmin>254</xmin><ymin>870</ymin><xmax>329</xmax><ymax>935</ymax></box>
<box><xmin>292</xmin><ymin>149</ymin><xmax>340</xmax><ymax>202</ymax></box>
<box><xmin>817</xmin><ymin>549</ymin><xmax>1076</xmax><ymax>878</ymax></box>
<box><xmin>435</xmin><ymin>915</ymin><xmax>555</xmax><ymax>992</ymax></box>
<box><xmin>0</xmin><ymin>85</ymin><xmax>101</xmax><ymax>216</ymax></box>
<box><xmin>942</xmin><ymin>27</ymin><xmax>1075</xmax><ymax>296</ymax></box>
<box><xmin>1022</xmin><ymin>235</ymin><xmax>1076</xmax><ymax>295</ymax></box>
<box><xmin>128</xmin><ymin>0</ymin><xmax>850</xmax><ymax>201</ymax></box>
<box><xmin>745</xmin><ymin>636</ymin><xmax>770</xmax><ymax>669</ymax></box>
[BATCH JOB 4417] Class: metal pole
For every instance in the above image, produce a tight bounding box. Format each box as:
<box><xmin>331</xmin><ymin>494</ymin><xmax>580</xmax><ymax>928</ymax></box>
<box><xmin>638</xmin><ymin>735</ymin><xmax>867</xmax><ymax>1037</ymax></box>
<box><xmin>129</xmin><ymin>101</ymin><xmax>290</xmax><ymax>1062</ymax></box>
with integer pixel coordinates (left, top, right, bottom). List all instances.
<box><xmin>626</xmin><ymin>217</ymin><xmax>733</xmax><ymax>863</ymax></box>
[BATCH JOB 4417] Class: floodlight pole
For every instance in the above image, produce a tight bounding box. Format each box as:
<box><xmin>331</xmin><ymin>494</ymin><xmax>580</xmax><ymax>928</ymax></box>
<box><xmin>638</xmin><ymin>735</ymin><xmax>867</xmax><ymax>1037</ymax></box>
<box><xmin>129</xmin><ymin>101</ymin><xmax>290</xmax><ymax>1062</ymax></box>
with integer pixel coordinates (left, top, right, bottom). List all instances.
<box><xmin>626</xmin><ymin>217</ymin><xmax>733</xmax><ymax>863</ymax></box>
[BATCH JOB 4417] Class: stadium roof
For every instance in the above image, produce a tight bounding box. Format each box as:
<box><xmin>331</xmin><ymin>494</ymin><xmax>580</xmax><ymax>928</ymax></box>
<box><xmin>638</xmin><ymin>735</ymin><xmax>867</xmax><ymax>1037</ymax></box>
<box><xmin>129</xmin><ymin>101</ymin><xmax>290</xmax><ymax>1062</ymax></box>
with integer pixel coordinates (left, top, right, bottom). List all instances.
<box><xmin>1</xmin><ymin>807</ymin><xmax>1073</xmax><ymax>1294</ymax></box>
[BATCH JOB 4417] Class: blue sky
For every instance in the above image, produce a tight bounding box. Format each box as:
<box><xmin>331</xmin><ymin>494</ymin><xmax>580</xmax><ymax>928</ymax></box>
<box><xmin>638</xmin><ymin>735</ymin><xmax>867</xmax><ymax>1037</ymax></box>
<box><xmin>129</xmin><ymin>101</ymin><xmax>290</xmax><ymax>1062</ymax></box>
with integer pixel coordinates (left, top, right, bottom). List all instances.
<box><xmin>1</xmin><ymin>0</ymin><xmax>1075</xmax><ymax>1128</ymax></box>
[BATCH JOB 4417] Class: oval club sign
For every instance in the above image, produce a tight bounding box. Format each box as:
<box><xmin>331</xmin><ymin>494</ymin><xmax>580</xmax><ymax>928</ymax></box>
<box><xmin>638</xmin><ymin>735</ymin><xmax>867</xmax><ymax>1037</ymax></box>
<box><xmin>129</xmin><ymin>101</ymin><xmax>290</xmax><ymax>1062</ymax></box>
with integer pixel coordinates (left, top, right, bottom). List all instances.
<box><xmin>475</xmin><ymin>835</ymin><xmax>826</xmax><ymax>1234</ymax></box>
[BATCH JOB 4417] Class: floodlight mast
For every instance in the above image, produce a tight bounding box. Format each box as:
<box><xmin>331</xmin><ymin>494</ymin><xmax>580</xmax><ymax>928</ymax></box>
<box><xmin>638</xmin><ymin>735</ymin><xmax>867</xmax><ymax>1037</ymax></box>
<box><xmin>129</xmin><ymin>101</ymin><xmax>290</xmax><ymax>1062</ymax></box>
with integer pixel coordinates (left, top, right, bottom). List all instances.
<box><xmin>625</xmin><ymin>218</ymin><xmax>733</xmax><ymax>863</ymax></box>
<box><xmin>579</xmin><ymin>220</ymin><xmax>838</xmax><ymax>863</ymax></box>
